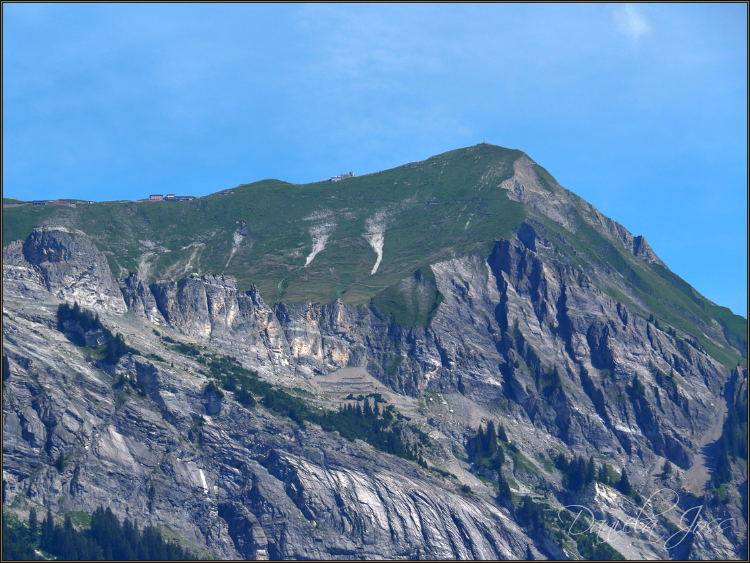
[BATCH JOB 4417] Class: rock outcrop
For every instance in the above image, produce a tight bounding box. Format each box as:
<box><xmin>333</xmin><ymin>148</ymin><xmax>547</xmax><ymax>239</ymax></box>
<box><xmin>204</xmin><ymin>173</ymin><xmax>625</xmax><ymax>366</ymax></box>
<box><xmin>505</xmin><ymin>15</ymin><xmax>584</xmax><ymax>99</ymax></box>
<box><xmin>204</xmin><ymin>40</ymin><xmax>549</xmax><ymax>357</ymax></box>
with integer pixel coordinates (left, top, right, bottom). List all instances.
<box><xmin>123</xmin><ymin>239</ymin><xmax>726</xmax><ymax>477</ymax></box>
<box><xmin>4</xmin><ymin>225</ymin><xmax>126</xmax><ymax>313</ymax></box>
<box><xmin>501</xmin><ymin>155</ymin><xmax>664</xmax><ymax>265</ymax></box>
<box><xmin>3</xmin><ymin>195</ymin><xmax>746</xmax><ymax>560</ymax></box>
<box><xmin>2</xmin><ymin>313</ymin><xmax>537</xmax><ymax>559</ymax></box>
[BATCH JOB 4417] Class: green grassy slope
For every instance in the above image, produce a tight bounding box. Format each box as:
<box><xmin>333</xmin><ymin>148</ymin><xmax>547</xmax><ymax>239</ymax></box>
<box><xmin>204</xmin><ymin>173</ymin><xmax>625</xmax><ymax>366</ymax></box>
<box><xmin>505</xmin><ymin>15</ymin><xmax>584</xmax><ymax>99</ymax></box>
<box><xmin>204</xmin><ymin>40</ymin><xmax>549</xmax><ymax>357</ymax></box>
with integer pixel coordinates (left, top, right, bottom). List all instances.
<box><xmin>3</xmin><ymin>145</ymin><xmax>525</xmax><ymax>306</ymax></box>
<box><xmin>371</xmin><ymin>268</ymin><xmax>444</xmax><ymax>328</ymax></box>
<box><xmin>3</xmin><ymin>144</ymin><xmax>744</xmax><ymax>366</ymax></box>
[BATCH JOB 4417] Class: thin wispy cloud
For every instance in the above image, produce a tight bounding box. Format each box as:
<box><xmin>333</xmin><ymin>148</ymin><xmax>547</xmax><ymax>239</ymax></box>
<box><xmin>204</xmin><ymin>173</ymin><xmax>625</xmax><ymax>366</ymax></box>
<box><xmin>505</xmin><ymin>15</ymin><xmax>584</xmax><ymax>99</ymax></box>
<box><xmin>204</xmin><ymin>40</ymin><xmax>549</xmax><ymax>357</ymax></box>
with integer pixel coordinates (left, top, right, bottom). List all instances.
<box><xmin>2</xmin><ymin>4</ymin><xmax>746</xmax><ymax>314</ymax></box>
<box><xmin>614</xmin><ymin>4</ymin><xmax>653</xmax><ymax>42</ymax></box>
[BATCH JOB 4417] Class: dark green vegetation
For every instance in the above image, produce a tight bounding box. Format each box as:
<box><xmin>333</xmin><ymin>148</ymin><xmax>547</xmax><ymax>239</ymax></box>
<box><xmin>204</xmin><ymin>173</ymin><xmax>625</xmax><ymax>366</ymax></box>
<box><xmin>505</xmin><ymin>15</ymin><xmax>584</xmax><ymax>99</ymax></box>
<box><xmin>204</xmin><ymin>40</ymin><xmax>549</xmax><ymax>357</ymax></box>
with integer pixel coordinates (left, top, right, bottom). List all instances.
<box><xmin>371</xmin><ymin>268</ymin><xmax>443</xmax><ymax>328</ymax></box>
<box><xmin>515</xmin><ymin>496</ymin><xmax>624</xmax><ymax>560</ymax></box>
<box><xmin>192</xmin><ymin>348</ymin><xmax>430</xmax><ymax>465</ymax></box>
<box><xmin>2</xmin><ymin>506</ymin><xmax>195</xmax><ymax>560</ymax></box>
<box><xmin>57</xmin><ymin>302</ymin><xmax>136</xmax><ymax>364</ymax></box>
<box><xmin>466</xmin><ymin>423</ymin><xmax>519</xmax><ymax>501</ymax></box>
<box><xmin>469</xmin><ymin>421</ymin><xmax>506</xmax><ymax>475</ymax></box>
<box><xmin>630</xmin><ymin>375</ymin><xmax>646</xmax><ymax>399</ymax></box>
<box><xmin>662</xmin><ymin>460</ymin><xmax>672</xmax><ymax>476</ymax></box>
<box><xmin>2</xmin><ymin>513</ymin><xmax>37</xmax><ymax>560</ymax></box>
<box><xmin>712</xmin><ymin>374</ymin><xmax>748</xmax><ymax>491</ymax></box>
<box><xmin>3</xmin><ymin>146</ymin><xmax>525</xmax><ymax>309</ymax></box>
<box><xmin>4</xmin><ymin>143</ymin><xmax>744</xmax><ymax>359</ymax></box>
<box><xmin>553</xmin><ymin>452</ymin><xmax>641</xmax><ymax>502</ymax></box>
<box><xmin>345</xmin><ymin>392</ymin><xmax>387</xmax><ymax>403</ymax></box>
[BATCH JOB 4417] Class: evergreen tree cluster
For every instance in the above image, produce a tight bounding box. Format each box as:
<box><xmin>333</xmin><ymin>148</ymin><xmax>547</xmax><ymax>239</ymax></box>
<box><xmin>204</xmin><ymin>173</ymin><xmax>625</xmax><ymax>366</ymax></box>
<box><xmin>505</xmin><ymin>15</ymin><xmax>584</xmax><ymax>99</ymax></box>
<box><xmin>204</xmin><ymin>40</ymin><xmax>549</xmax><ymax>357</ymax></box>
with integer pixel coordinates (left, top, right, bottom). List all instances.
<box><xmin>517</xmin><ymin>495</ymin><xmax>542</xmax><ymax>529</ymax></box>
<box><xmin>554</xmin><ymin>453</ymin><xmax>637</xmax><ymax>499</ymax></box>
<box><xmin>195</xmin><ymin>350</ymin><xmax>429</xmax><ymax>466</ymax></box>
<box><xmin>105</xmin><ymin>333</ymin><xmax>132</xmax><ymax>364</ymax></box>
<box><xmin>87</xmin><ymin>506</ymin><xmax>194</xmax><ymax>560</ymax></box>
<box><xmin>2</xmin><ymin>513</ymin><xmax>37</xmax><ymax>560</ymax></box>
<box><xmin>57</xmin><ymin>302</ymin><xmax>135</xmax><ymax>364</ymax></box>
<box><xmin>515</xmin><ymin>496</ymin><xmax>624</xmax><ymax>560</ymax></box>
<box><xmin>345</xmin><ymin>392</ymin><xmax>387</xmax><ymax>403</ymax></box>
<box><xmin>471</xmin><ymin>421</ymin><xmax>507</xmax><ymax>475</ymax></box>
<box><xmin>554</xmin><ymin>453</ymin><xmax>597</xmax><ymax>490</ymax></box>
<box><xmin>204</xmin><ymin>380</ymin><xmax>224</xmax><ymax>397</ymax></box>
<box><xmin>655</xmin><ymin>322</ymin><xmax>706</xmax><ymax>354</ymax></box>
<box><xmin>57</xmin><ymin>301</ymin><xmax>105</xmax><ymax>336</ymax></box>
<box><xmin>169</xmin><ymin>341</ymin><xmax>202</xmax><ymax>357</ymax></box>
<box><xmin>2</xmin><ymin>506</ymin><xmax>194</xmax><ymax>560</ymax></box>
<box><xmin>198</xmin><ymin>352</ymin><xmax>261</xmax><ymax>409</ymax></box>
<box><xmin>325</xmin><ymin>400</ymin><xmax>428</xmax><ymax>465</ymax></box>
<box><xmin>468</xmin><ymin>422</ymin><xmax>514</xmax><ymax>502</ymax></box>
<box><xmin>496</xmin><ymin>472</ymin><xmax>512</xmax><ymax>502</ymax></box>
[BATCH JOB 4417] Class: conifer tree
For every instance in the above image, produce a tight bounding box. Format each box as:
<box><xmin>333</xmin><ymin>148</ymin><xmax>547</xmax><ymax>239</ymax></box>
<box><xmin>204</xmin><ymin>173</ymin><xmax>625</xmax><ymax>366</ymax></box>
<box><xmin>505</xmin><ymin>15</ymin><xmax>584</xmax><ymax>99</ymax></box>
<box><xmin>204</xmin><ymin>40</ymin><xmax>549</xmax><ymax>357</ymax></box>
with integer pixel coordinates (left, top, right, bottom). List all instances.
<box><xmin>497</xmin><ymin>424</ymin><xmax>508</xmax><ymax>442</ymax></box>
<box><xmin>618</xmin><ymin>468</ymin><xmax>631</xmax><ymax>495</ymax></box>
<box><xmin>662</xmin><ymin>460</ymin><xmax>672</xmax><ymax>476</ymax></box>
<box><xmin>41</xmin><ymin>508</ymin><xmax>54</xmax><ymax>551</ymax></box>
<box><xmin>567</xmin><ymin>457</ymin><xmax>582</xmax><ymax>490</ymax></box>
<box><xmin>497</xmin><ymin>472</ymin><xmax>512</xmax><ymax>501</ymax></box>
<box><xmin>597</xmin><ymin>463</ymin><xmax>608</xmax><ymax>485</ymax></box>
<box><xmin>587</xmin><ymin>455</ymin><xmax>596</xmax><ymax>484</ymax></box>
<box><xmin>713</xmin><ymin>441</ymin><xmax>731</xmax><ymax>487</ymax></box>
<box><xmin>494</xmin><ymin>447</ymin><xmax>505</xmax><ymax>472</ymax></box>
<box><xmin>487</xmin><ymin>421</ymin><xmax>498</xmax><ymax>455</ymax></box>
<box><xmin>363</xmin><ymin>398</ymin><xmax>372</xmax><ymax>417</ymax></box>
<box><xmin>521</xmin><ymin>495</ymin><xmax>534</xmax><ymax>524</ymax></box>
<box><xmin>498</xmin><ymin>472</ymin><xmax>512</xmax><ymax>501</ymax></box>
<box><xmin>28</xmin><ymin>507</ymin><xmax>38</xmax><ymax>544</ymax></box>
<box><xmin>476</xmin><ymin>426</ymin><xmax>485</xmax><ymax>458</ymax></box>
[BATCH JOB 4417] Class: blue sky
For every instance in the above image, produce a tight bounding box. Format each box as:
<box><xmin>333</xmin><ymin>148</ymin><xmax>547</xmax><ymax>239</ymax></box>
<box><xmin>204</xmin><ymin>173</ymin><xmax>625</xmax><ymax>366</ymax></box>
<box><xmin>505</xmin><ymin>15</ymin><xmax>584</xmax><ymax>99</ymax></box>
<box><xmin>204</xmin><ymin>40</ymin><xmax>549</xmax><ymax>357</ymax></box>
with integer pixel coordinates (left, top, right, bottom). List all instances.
<box><xmin>3</xmin><ymin>3</ymin><xmax>747</xmax><ymax>317</ymax></box>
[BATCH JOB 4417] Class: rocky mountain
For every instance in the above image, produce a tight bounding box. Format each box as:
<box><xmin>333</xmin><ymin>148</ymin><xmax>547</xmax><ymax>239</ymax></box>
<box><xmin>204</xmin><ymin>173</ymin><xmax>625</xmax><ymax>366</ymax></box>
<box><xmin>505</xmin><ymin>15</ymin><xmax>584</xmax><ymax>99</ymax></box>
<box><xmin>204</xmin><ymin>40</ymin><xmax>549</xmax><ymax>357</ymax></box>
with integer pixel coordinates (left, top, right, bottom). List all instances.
<box><xmin>3</xmin><ymin>144</ymin><xmax>747</xmax><ymax>560</ymax></box>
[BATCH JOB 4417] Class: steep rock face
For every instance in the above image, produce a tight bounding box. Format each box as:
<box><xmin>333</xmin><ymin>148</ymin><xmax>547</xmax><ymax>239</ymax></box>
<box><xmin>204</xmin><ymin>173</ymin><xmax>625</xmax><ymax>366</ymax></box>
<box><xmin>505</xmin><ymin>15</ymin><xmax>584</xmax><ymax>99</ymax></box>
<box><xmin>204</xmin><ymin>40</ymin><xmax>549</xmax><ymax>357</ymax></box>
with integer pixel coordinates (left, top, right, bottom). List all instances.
<box><xmin>501</xmin><ymin>155</ymin><xmax>575</xmax><ymax>230</ymax></box>
<box><xmin>2</xmin><ymin>301</ymin><xmax>538</xmax><ymax>560</ymax></box>
<box><xmin>3</xmin><ymin>225</ymin><xmax>126</xmax><ymax>313</ymax></box>
<box><xmin>484</xmin><ymin>237</ymin><xmax>724</xmax><ymax>462</ymax></box>
<box><xmin>4</xmin><ymin>211</ymin><xmax>745</xmax><ymax>560</ymax></box>
<box><xmin>129</xmin><ymin>236</ymin><xmax>728</xmax><ymax>481</ymax></box>
<box><xmin>501</xmin><ymin>155</ymin><xmax>663</xmax><ymax>265</ymax></box>
<box><xmin>5</xmin><ymin>222</ymin><xmax>728</xmax><ymax>477</ymax></box>
<box><xmin>150</xmin><ymin>275</ymin><xmax>213</xmax><ymax>338</ymax></box>
<box><xmin>632</xmin><ymin>234</ymin><xmax>660</xmax><ymax>264</ymax></box>
<box><xmin>148</xmin><ymin>275</ymin><xmax>291</xmax><ymax>375</ymax></box>
<box><xmin>119</xmin><ymin>272</ymin><xmax>166</xmax><ymax>324</ymax></box>
<box><xmin>260</xmin><ymin>448</ymin><xmax>530</xmax><ymax>559</ymax></box>
<box><xmin>274</xmin><ymin>301</ymin><xmax>349</xmax><ymax>377</ymax></box>
<box><xmin>274</xmin><ymin>299</ymin><xmax>444</xmax><ymax>394</ymax></box>
<box><xmin>2</xmin><ymin>240</ymin><xmax>46</xmax><ymax>289</ymax></box>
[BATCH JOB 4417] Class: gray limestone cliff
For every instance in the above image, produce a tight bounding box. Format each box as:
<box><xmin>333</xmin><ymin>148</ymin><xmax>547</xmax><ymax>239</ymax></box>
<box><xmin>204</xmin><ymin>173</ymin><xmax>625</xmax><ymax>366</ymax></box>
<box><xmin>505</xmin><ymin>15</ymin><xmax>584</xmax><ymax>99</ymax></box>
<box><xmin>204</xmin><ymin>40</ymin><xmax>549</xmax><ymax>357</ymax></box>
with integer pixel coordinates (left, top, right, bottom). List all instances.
<box><xmin>3</xmin><ymin>221</ymin><xmax>746</xmax><ymax>560</ymax></box>
<box><xmin>4</xmin><ymin>225</ymin><xmax>126</xmax><ymax>314</ymax></box>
